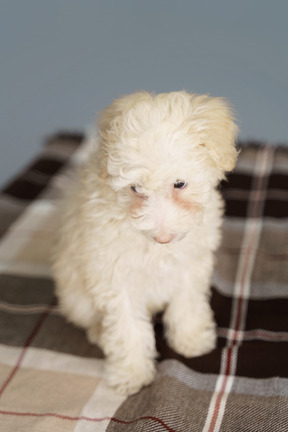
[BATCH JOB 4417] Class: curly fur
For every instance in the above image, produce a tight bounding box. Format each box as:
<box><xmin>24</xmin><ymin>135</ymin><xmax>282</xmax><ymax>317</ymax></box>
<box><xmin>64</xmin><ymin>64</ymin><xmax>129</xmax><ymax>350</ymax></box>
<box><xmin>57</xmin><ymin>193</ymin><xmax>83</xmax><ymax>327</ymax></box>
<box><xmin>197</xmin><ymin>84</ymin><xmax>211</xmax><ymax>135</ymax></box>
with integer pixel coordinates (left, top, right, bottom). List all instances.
<box><xmin>52</xmin><ymin>91</ymin><xmax>238</xmax><ymax>395</ymax></box>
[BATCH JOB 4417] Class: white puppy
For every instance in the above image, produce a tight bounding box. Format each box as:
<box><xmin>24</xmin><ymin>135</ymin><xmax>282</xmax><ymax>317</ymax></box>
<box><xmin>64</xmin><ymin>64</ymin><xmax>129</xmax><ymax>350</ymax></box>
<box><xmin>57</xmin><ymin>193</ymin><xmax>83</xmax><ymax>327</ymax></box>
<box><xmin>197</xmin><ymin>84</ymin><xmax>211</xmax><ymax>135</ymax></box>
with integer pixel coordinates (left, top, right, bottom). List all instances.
<box><xmin>52</xmin><ymin>91</ymin><xmax>238</xmax><ymax>395</ymax></box>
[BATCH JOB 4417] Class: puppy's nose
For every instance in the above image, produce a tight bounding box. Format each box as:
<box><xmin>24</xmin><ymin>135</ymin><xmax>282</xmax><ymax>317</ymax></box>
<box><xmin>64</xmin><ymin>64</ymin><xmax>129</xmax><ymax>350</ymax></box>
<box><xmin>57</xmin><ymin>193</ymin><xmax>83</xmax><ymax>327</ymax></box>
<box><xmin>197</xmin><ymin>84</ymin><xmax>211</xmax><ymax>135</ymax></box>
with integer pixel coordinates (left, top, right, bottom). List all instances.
<box><xmin>153</xmin><ymin>234</ymin><xmax>175</xmax><ymax>244</ymax></box>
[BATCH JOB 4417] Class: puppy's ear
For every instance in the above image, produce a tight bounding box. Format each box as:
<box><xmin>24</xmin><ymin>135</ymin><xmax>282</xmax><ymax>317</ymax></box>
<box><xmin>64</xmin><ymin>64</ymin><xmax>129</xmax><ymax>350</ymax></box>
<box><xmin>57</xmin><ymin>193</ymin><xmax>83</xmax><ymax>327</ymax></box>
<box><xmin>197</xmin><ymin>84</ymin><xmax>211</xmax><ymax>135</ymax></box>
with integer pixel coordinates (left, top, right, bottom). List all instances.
<box><xmin>192</xmin><ymin>96</ymin><xmax>238</xmax><ymax>176</ymax></box>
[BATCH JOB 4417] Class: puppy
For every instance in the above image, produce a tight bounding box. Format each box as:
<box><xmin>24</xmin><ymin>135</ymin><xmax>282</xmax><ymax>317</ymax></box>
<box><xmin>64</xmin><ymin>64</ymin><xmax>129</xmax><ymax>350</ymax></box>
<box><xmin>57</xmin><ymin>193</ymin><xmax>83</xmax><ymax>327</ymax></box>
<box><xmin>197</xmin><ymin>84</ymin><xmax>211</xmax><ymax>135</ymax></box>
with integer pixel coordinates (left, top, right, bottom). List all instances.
<box><xmin>52</xmin><ymin>91</ymin><xmax>238</xmax><ymax>395</ymax></box>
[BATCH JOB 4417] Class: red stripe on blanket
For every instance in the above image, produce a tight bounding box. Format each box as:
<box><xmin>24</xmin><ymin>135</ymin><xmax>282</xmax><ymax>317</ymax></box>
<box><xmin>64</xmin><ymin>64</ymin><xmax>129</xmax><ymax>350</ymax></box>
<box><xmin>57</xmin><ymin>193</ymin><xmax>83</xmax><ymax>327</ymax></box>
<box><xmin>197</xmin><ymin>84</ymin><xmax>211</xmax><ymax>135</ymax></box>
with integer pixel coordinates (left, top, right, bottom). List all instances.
<box><xmin>0</xmin><ymin>410</ymin><xmax>178</xmax><ymax>431</ymax></box>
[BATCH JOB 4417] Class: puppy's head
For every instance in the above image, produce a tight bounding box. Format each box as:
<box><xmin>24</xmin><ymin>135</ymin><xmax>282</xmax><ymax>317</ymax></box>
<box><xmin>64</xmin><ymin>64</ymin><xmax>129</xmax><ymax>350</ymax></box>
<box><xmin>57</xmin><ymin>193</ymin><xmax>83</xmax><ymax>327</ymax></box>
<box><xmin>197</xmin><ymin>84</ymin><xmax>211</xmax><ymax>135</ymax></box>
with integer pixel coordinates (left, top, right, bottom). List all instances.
<box><xmin>97</xmin><ymin>91</ymin><xmax>238</xmax><ymax>243</ymax></box>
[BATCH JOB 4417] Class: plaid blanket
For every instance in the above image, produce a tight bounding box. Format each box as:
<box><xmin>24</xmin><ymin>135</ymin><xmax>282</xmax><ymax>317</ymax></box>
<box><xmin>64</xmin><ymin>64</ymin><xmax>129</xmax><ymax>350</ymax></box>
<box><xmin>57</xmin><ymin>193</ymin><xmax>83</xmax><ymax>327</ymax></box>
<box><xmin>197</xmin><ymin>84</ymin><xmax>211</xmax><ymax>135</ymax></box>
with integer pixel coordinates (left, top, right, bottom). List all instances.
<box><xmin>0</xmin><ymin>134</ymin><xmax>287</xmax><ymax>432</ymax></box>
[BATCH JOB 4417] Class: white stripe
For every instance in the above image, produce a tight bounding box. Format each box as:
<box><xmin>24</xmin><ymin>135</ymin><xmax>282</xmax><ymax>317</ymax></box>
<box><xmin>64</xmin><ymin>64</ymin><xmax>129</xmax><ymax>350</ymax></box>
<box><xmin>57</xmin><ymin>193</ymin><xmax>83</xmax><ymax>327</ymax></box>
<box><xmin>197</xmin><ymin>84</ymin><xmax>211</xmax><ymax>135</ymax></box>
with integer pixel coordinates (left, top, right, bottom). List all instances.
<box><xmin>202</xmin><ymin>346</ymin><xmax>238</xmax><ymax>432</ymax></box>
<box><xmin>202</xmin><ymin>375</ymin><xmax>234</xmax><ymax>432</ymax></box>
<box><xmin>0</xmin><ymin>344</ymin><xmax>104</xmax><ymax>378</ymax></box>
<box><xmin>213</xmin><ymin>375</ymin><xmax>234</xmax><ymax>432</ymax></box>
<box><xmin>213</xmin><ymin>274</ymin><xmax>288</xmax><ymax>300</ymax></box>
<box><xmin>217</xmin><ymin>328</ymin><xmax>288</xmax><ymax>342</ymax></box>
<box><xmin>202</xmin><ymin>147</ymin><xmax>274</xmax><ymax>432</ymax></box>
<box><xmin>227</xmin><ymin>218</ymin><xmax>263</xmax><ymax>344</ymax></box>
<box><xmin>0</xmin><ymin>300</ymin><xmax>60</xmax><ymax>314</ymax></box>
<box><xmin>228</xmin><ymin>147</ymin><xmax>274</xmax><ymax>344</ymax></box>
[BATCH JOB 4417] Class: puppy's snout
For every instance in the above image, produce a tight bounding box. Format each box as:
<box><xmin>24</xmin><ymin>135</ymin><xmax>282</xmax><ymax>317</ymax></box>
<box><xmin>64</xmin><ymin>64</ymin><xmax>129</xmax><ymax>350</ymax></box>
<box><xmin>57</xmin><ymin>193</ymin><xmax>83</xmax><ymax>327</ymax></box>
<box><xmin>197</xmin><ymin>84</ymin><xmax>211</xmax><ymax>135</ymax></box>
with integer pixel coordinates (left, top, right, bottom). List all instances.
<box><xmin>153</xmin><ymin>234</ymin><xmax>175</xmax><ymax>244</ymax></box>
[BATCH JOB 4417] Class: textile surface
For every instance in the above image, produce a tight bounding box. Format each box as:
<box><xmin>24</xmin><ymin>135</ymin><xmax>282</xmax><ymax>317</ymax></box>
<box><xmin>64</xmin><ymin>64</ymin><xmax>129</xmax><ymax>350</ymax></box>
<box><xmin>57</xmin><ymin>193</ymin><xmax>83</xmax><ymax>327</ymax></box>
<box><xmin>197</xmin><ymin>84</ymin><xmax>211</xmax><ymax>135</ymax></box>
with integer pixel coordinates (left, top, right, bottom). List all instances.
<box><xmin>0</xmin><ymin>135</ymin><xmax>287</xmax><ymax>431</ymax></box>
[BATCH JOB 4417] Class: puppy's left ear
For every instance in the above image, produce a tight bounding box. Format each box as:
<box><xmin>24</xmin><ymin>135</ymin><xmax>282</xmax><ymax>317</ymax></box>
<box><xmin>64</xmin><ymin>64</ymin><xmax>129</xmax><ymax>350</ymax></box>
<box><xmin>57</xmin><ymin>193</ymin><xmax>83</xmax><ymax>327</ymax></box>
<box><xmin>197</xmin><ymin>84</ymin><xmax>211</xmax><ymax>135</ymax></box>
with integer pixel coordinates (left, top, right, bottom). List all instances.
<box><xmin>196</xmin><ymin>96</ymin><xmax>238</xmax><ymax>177</ymax></box>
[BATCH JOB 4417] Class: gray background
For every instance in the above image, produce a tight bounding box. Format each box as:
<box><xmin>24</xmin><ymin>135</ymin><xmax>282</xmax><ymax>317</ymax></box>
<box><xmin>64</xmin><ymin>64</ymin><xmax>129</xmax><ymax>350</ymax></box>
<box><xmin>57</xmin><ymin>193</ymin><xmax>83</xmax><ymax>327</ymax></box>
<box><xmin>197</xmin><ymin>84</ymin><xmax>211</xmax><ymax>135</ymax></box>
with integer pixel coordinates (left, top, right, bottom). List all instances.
<box><xmin>1</xmin><ymin>1</ymin><xmax>287</xmax><ymax>187</ymax></box>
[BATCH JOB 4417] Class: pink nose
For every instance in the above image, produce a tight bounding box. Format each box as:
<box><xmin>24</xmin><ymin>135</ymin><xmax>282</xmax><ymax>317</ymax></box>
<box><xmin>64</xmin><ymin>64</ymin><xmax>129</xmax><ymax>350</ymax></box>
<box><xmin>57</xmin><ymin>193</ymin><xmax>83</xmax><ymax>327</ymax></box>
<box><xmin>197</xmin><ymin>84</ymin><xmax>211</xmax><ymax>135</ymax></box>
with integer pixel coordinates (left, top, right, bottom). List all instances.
<box><xmin>153</xmin><ymin>234</ymin><xmax>175</xmax><ymax>244</ymax></box>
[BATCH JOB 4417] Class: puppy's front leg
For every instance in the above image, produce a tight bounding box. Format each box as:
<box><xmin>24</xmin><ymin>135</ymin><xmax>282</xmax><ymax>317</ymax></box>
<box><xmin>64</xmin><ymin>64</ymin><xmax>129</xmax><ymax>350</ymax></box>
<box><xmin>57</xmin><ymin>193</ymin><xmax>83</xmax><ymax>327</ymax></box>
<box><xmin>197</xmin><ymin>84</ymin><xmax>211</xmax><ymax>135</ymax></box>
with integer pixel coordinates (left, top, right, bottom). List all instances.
<box><xmin>164</xmin><ymin>273</ymin><xmax>216</xmax><ymax>358</ymax></box>
<box><xmin>96</xmin><ymin>301</ymin><xmax>157</xmax><ymax>395</ymax></box>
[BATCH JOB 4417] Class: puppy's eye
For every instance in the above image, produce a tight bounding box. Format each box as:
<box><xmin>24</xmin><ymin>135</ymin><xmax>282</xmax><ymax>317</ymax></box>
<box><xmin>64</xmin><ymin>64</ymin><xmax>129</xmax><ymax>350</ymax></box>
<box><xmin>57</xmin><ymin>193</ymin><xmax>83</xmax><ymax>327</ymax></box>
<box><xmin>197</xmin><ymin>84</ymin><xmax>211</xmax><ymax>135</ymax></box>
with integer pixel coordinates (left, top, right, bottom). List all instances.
<box><xmin>131</xmin><ymin>185</ymin><xmax>145</xmax><ymax>196</ymax></box>
<box><xmin>174</xmin><ymin>180</ymin><xmax>187</xmax><ymax>189</ymax></box>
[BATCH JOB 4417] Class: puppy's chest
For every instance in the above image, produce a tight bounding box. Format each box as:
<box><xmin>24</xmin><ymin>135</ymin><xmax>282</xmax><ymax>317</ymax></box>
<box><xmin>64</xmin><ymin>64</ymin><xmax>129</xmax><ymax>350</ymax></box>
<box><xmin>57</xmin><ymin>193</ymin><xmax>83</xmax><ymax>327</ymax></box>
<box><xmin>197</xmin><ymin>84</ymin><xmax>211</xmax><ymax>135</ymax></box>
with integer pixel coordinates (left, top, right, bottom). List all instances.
<box><xmin>125</xmin><ymin>248</ymin><xmax>186</xmax><ymax>313</ymax></box>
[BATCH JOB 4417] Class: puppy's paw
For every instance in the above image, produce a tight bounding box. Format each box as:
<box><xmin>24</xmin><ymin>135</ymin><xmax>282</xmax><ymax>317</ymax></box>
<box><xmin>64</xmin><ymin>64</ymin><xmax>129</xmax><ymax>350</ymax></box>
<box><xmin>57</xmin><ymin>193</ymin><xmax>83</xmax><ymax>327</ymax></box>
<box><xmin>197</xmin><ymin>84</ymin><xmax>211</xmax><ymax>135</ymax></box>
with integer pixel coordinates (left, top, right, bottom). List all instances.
<box><xmin>106</xmin><ymin>357</ymin><xmax>156</xmax><ymax>396</ymax></box>
<box><xmin>167</xmin><ymin>322</ymin><xmax>216</xmax><ymax>358</ymax></box>
<box><xmin>165</xmin><ymin>302</ymin><xmax>217</xmax><ymax>358</ymax></box>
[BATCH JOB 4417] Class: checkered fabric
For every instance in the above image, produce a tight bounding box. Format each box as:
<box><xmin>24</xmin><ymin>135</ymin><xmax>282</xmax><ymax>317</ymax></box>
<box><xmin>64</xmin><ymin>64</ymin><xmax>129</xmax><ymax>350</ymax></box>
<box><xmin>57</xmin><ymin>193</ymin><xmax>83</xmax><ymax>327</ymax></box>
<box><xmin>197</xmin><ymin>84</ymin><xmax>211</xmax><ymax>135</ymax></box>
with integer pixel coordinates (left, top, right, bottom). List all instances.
<box><xmin>0</xmin><ymin>134</ymin><xmax>287</xmax><ymax>432</ymax></box>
